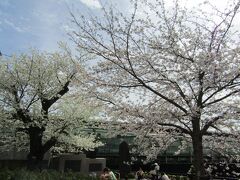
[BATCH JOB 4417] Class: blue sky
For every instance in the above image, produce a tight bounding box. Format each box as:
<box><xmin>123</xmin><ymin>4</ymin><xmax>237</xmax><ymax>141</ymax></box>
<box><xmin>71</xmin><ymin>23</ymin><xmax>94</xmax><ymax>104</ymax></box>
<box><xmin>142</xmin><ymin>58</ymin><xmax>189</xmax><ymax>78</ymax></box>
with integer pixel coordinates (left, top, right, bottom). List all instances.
<box><xmin>0</xmin><ymin>0</ymin><xmax>130</xmax><ymax>56</ymax></box>
<box><xmin>0</xmin><ymin>0</ymin><xmax>232</xmax><ymax>56</ymax></box>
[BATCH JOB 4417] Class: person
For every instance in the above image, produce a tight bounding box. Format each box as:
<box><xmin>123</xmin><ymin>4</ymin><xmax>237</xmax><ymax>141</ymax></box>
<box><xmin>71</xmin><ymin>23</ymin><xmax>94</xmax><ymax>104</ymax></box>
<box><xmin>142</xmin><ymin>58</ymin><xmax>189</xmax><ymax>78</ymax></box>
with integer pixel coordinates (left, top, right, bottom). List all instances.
<box><xmin>149</xmin><ymin>166</ymin><xmax>156</xmax><ymax>180</ymax></box>
<box><xmin>187</xmin><ymin>165</ymin><xmax>195</xmax><ymax>179</ymax></box>
<box><xmin>150</xmin><ymin>163</ymin><xmax>160</xmax><ymax>179</ymax></box>
<box><xmin>100</xmin><ymin>168</ymin><xmax>108</xmax><ymax>180</ymax></box>
<box><xmin>160</xmin><ymin>172</ymin><xmax>170</xmax><ymax>180</ymax></box>
<box><xmin>154</xmin><ymin>163</ymin><xmax>160</xmax><ymax>178</ymax></box>
<box><xmin>100</xmin><ymin>167</ymin><xmax>117</xmax><ymax>180</ymax></box>
<box><xmin>135</xmin><ymin>167</ymin><xmax>144</xmax><ymax>180</ymax></box>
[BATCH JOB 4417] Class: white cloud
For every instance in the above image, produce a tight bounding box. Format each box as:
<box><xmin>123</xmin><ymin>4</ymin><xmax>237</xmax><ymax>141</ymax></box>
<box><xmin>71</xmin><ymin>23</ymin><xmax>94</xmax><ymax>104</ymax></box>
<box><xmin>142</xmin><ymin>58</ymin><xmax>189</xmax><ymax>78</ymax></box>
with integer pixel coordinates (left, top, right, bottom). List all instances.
<box><xmin>4</xmin><ymin>19</ymin><xmax>26</xmax><ymax>33</ymax></box>
<box><xmin>79</xmin><ymin>0</ymin><xmax>102</xmax><ymax>9</ymax></box>
<box><xmin>61</xmin><ymin>24</ymin><xmax>75</xmax><ymax>32</ymax></box>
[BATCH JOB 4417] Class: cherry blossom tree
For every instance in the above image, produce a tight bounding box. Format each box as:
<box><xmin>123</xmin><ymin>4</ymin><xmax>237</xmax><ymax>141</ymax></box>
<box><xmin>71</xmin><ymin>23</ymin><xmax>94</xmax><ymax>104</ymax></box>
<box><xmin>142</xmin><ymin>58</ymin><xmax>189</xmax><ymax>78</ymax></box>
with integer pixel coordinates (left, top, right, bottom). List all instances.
<box><xmin>0</xmin><ymin>47</ymin><xmax>102</xmax><ymax>168</ymax></box>
<box><xmin>70</xmin><ymin>0</ymin><xmax>240</xmax><ymax>179</ymax></box>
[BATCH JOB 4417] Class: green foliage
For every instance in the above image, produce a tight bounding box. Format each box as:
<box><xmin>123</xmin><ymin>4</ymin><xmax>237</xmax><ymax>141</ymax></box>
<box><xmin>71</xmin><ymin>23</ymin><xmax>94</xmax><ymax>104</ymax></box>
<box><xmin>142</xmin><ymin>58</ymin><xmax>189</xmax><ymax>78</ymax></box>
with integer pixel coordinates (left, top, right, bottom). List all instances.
<box><xmin>127</xmin><ymin>172</ymin><xmax>135</xmax><ymax>178</ymax></box>
<box><xmin>0</xmin><ymin>168</ymin><xmax>99</xmax><ymax>180</ymax></box>
<box><xmin>168</xmin><ymin>174</ymin><xmax>189</xmax><ymax>180</ymax></box>
<box><xmin>0</xmin><ymin>168</ymin><xmax>190</xmax><ymax>180</ymax></box>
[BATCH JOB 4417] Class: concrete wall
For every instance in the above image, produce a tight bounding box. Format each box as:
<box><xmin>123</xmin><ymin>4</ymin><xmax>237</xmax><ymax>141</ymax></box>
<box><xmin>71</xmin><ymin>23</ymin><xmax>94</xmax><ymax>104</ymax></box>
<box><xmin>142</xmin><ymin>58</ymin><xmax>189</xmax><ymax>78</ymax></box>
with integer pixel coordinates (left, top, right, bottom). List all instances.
<box><xmin>0</xmin><ymin>151</ymin><xmax>106</xmax><ymax>175</ymax></box>
<box><xmin>49</xmin><ymin>153</ymin><xmax>106</xmax><ymax>175</ymax></box>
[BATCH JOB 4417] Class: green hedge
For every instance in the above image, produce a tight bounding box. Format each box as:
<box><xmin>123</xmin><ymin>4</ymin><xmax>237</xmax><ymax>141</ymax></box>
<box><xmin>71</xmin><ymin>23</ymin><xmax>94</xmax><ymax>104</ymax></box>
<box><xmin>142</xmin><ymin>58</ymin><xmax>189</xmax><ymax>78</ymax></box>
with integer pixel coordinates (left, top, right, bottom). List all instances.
<box><xmin>0</xmin><ymin>168</ymin><xmax>99</xmax><ymax>180</ymax></box>
<box><xmin>128</xmin><ymin>172</ymin><xmax>189</xmax><ymax>180</ymax></box>
<box><xmin>0</xmin><ymin>168</ymin><xmax>190</xmax><ymax>180</ymax></box>
<box><xmin>168</xmin><ymin>174</ymin><xmax>189</xmax><ymax>180</ymax></box>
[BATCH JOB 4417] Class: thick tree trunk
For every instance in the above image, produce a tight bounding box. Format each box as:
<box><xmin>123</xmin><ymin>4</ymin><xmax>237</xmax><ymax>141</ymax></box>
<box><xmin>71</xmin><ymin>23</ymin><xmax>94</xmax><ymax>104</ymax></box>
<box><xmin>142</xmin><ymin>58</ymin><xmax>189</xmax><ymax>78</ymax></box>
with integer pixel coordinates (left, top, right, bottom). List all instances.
<box><xmin>119</xmin><ymin>141</ymin><xmax>131</xmax><ymax>179</ymax></box>
<box><xmin>191</xmin><ymin>117</ymin><xmax>206</xmax><ymax>180</ymax></box>
<box><xmin>27</xmin><ymin>127</ymin><xmax>45</xmax><ymax>170</ymax></box>
<box><xmin>192</xmin><ymin>133</ymin><xmax>205</xmax><ymax>179</ymax></box>
<box><xmin>27</xmin><ymin>126</ymin><xmax>57</xmax><ymax>170</ymax></box>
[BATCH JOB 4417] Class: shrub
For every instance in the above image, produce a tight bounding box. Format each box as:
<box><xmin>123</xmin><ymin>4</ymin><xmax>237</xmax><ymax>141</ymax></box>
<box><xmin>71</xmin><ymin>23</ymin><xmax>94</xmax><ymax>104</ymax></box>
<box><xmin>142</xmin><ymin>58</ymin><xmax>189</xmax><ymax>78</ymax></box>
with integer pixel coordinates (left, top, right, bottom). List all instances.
<box><xmin>127</xmin><ymin>172</ymin><xmax>135</xmax><ymax>178</ymax></box>
<box><xmin>0</xmin><ymin>168</ymin><xmax>99</xmax><ymax>180</ymax></box>
<box><xmin>168</xmin><ymin>174</ymin><xmax>189</xmax><ymax>180</ymax></box>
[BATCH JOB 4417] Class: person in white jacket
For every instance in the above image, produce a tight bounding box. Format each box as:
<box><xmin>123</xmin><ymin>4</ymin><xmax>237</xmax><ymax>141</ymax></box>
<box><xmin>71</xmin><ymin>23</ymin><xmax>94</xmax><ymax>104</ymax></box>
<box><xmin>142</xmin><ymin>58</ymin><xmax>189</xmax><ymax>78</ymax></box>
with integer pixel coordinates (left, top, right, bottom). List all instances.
<box><xmin>154</xmin><ymin>163</ymin><xmax>160</xmax><ymax>179</ymax></box>
<box><xmin>160</xmin><ymin>172</ymin><xmax>170</xmax><ymax>180</ymax></box>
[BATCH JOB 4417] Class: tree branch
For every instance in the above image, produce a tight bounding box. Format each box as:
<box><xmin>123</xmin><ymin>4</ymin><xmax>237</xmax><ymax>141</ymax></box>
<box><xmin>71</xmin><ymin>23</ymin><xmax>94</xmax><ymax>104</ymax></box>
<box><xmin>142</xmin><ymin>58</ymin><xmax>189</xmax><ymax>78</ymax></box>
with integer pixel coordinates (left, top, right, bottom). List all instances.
<box><xmin>157</xmin><ymin>122</ymin><xmax>191</xmax><ymax>135</ymax></box>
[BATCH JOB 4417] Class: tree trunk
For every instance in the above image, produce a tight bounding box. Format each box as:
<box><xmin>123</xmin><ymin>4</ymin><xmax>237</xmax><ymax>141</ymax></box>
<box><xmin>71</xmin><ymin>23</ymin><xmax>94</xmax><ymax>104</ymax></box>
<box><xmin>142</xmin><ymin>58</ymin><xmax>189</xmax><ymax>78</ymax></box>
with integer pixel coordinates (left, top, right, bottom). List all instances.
<box><xmin>27</xmin><ymin>127</ymin><xmax>45</xmax><ymax>170</ymax></box>
<box><xmin>191</xmin><ymin>117</ymin><xmax>206</xmax><ymax>180</ymax></box>
<box><xmin>119</xmin><ymin>141</ymin><xmax>131</xmax><ymax>179</ymax></box>
<box><xmin>27</xmin><ymin>126</ymin><xmax>57</xmax><ymax>170</ymax></box>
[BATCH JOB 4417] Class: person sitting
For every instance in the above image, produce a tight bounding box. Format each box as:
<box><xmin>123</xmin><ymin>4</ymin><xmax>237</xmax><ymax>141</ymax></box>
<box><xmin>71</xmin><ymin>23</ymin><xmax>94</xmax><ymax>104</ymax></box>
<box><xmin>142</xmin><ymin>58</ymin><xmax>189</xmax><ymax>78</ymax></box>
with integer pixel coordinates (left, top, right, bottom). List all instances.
<box><xmin>160</xmin><ymin>172</ymin><xmax>170</xmax><ymax>180</ymax></box>
<box><xmin>100</xmin><ymin>167</ymin><xmax>117</xmax><ymax>180</ymax></box>
<box><xmin>149</xmin><ymin>168</ymin><xmax>156</xmax><ymax>180</ymax></box>
<box><xmin>135</xmin><ymin>167</ymin><xmax>144</xmax><ymax>180</ymax></box>
<box><xmin>100</xmin><ymin>168</ymin><xmax>108</xmax><ymax>180</ymax></box>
